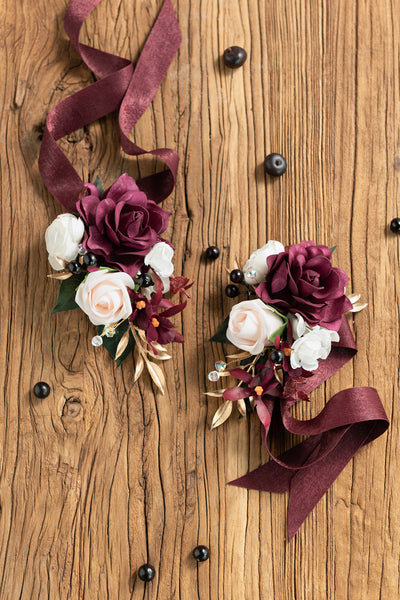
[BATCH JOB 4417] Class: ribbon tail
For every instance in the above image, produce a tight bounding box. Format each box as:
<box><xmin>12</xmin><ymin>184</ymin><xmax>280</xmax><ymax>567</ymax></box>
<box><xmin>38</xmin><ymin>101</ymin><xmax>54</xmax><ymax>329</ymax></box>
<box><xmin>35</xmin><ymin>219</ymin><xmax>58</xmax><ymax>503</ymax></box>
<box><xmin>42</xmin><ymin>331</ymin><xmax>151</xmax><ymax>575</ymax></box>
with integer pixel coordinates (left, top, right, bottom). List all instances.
<box><xmin>287</xmin><ymin>422</ymin><xmax>378</xmax><ymax>540</ymax></box>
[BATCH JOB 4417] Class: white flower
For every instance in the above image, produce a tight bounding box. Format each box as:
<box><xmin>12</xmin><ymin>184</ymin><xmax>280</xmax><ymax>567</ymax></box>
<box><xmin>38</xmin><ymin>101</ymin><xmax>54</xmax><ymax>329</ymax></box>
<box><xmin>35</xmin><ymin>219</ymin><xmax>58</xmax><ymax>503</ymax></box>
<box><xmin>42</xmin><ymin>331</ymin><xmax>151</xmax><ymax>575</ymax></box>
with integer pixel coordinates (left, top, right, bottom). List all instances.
<box><xmin>75</xmin><ymin>270</ymin><xmax>135</xmax><ymax>326</ymax></box>
<box><xmin>144</xmin><ymin>242</ymin><xmax>174</xmax><ymax>278</ymax></box>
<box><xmin>242</xmin><ymin>240</ymin><xmax>285</xmax><ymax>284</ymax></box>
<box><xmin>45</xmin><ymin>213</ymin><xmax>85</xmax><ymax>270</ymax></box>
<box><xmin>288</xmin><ymin>313</ymin><xmax>312</xmax><ymax>339</ymax></box>
<box><xmin>226</xmin><ymin>299</ymin><xmax>285</xmax><ymax>354</ymax></box>
<box><xmin>290</xmin><ymin>326</ymin><xmax>340</xmax><ymax>372</ymax></box>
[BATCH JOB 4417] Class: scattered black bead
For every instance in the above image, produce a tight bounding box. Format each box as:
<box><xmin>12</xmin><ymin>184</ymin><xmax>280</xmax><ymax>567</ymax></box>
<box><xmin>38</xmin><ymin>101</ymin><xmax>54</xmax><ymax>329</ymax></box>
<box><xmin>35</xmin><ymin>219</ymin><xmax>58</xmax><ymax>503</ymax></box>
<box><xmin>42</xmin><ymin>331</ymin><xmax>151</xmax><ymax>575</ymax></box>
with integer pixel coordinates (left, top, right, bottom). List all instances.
<box><xmin>33</xmin><ymin>382</ymin><xmax>51</xmax><ymax>399</ymax></box>
<box><xmin>264</xmin><ymin>153</ymin><xmax>287</xmax><ymax>177</ymax></box>
<box><xmin>138</xmin><ymin>564</ymin><xmax>156</xmax><ymax>582</ymax></box>
<box><xmin>230</xmin><ymin>269</ymin><xmax>244</xmax><ymax>283</ymax></box>
<box><xmin>193</xmin><ymin>545</ymin><xmax>210</xmax><ymax>562</ymax></box>
<box><xmin>225</xmin><ymin>284</ymin><xmax>240</xmax><ymax>298</ymax></box>
<box><xmin>83</xmin><ymin>252</ymin><xmax>98</xmax><ymax>267</ymax></box>
<box><xmin>390</xmin><ymin>218</ymin><xmax>400</xmax><ymax>233</ymax></box>
<box><xmin>223</xmin><ymin>46</ymin><xmax>247</xmax><ymax>69</ymax></box>
<box><xmin>67</xmin><ymin>260</ymin><xmax>81</xmax><ymax>274</ymax></box>
<box><xmin>270</xmin><ymin>349</ymin><xmax>284</xmax><ymax>364</ymax></box>
<box><xmin>205</xmin><ymin>246</ymin><xmax>220</xmax><ymax>260</ymax></box>
<box><xmin>137</xmin><ymin>273</ymin><xmax>154</xmax><ymax>288</ymax></box>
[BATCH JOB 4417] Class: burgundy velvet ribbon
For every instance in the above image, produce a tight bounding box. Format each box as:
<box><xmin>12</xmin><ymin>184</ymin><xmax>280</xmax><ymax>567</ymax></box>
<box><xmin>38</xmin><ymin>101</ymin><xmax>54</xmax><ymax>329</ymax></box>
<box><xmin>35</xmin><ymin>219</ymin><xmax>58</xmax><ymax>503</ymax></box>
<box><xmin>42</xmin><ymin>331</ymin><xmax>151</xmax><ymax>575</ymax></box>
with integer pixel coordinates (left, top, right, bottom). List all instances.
<box><xmin>229</xmin><ymin>318</ymin><xmax>389</xmax><ymax>541</ymax></box>
<box><xmin>38</xmin><ymin>0</ymin><xmax>181</xmax><ymax>212</ymax></box>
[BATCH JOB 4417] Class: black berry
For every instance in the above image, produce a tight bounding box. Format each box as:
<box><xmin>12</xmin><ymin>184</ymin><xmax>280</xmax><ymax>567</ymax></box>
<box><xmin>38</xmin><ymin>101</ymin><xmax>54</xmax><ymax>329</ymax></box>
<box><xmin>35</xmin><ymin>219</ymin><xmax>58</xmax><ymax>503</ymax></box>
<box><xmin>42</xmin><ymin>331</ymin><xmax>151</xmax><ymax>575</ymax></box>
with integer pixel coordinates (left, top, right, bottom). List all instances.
<box><xmin>390</xmin><ymin>218</ymin><xmax>400</xmax><ymax>233</ymax></box>
<box><xmin>223</xmin><ymin>46</ymin><xmax>247</xmax><ymax>69</ymax></box>
<box><xmin>137</xmin><ymin>273</ymin><xmax>153</xmax><ymax>288</ymax></box>
<box><xmin>138</xmin><ymin>564</ymin><xmax>156</xmax><ymax>582</ymax></box>
<box><xmin>270</xmin><ymin>349</ymin><xmax>284</xmax><ymax>364</ymax></box>
<box><xmin>83</xmin><ymin>252</ymin><xmax>97</xmax><ymax>267</ymax></box>
<box><xmin>225</xmin><ymin>284</ymin><xmax>239</xmax><ymax>298</ymax></box>
<box><xmin>33</xmin><ymin>382</ymin><xmax>51</xmax><ymax>398</ymax></box>
<box><xmin>264</xmin><ymin>153</ymin><xmax>287</xmax><ymax>177</ymax></box>
<box><xmin>67</xmin><ymin>260</ymin><xmax>81</xmax><ymax>274</ymax></box>
<box><xmin>230</xmin><ymin>269</ymin><xmax>244</xmax><ymax>283</ymax></box>
<box><xmin>205</xmin><ymin>246</ymin><xmax>220</xmax><ymax>260</ymax></box>
<box><xmin>193</xmin><ymin>545</ymin><xmax>210</xmax><ymax>562</ymax></box>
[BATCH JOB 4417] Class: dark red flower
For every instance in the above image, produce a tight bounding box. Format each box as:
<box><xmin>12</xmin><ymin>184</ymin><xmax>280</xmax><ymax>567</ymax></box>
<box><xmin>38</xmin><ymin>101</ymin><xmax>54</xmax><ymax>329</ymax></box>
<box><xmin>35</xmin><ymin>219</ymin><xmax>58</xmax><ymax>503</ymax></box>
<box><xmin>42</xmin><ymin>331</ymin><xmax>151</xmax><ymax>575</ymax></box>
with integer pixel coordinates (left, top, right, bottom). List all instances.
<box><xmin>256</xmin><ymin>241</ymin><xmax>352</xmax><ymax>331</ymax></box>
<box><xmin>130</xmin><ymin>282</ymin><xmax>185</xmax><ymax>346</ymax></box>
<box><xmin>76</xmin><ymin>174</ymin><xmax>170</xmax><ymax>277</ymax></box>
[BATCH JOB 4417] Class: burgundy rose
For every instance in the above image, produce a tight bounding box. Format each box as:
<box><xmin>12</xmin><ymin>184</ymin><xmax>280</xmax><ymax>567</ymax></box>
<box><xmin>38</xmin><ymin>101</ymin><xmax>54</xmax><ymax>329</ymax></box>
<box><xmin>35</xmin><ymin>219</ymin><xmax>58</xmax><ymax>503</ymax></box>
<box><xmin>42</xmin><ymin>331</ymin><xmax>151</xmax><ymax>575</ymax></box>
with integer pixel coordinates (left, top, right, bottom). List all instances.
<box><xmin>76</xmin><ymin>174</ymin><xmax>170</xmax><ymax>277</ymax></box>
<box><xmin>256</xmin><ymin>241</ymin><xmax>352</xmax><ymax>331</ymax></box>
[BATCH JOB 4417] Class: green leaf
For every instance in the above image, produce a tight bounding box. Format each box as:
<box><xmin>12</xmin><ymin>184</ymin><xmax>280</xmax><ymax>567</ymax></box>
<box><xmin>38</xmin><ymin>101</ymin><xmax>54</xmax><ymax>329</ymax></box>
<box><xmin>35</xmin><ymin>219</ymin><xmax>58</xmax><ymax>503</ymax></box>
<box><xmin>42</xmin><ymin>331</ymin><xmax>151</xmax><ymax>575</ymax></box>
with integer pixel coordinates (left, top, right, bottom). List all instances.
<box><xmin>94</xmin><ymin>175</ymin><xmax>104</xmax><ymax>197</ymax></box>
<box><xmin>267</xmin><ymin>305</ymin><xmax>288</xmax><ymax>343</ymax></box>
<box><xmin>210</xmin><ymin>315</ymin><xmax>231</xmax><ymax>343</ymax></box>
<box><xmin>329</xmin><ymin>245</ymin><xmax>337</xmax><ymax>253</ymax></box>
<box><xmin>96</xmin><ymin>320</ymin><xmax>135</xmax><ymax>367</ymax></box>
<box><xmin>51</xmin><ymin>273</ymin><xmax>86</xmax><ymax>314</ymax></box>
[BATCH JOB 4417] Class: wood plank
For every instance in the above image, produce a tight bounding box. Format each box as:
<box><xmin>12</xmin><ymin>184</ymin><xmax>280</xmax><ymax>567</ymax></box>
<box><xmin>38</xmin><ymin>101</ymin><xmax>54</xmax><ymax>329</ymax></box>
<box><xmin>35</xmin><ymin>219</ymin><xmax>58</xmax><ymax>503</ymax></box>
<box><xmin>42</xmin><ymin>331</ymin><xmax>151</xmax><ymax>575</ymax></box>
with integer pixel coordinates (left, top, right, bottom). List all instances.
<box><xmin>0</xmin><ymin>0</ymin><xmax>398</xmax><ymax>597</ymax></box>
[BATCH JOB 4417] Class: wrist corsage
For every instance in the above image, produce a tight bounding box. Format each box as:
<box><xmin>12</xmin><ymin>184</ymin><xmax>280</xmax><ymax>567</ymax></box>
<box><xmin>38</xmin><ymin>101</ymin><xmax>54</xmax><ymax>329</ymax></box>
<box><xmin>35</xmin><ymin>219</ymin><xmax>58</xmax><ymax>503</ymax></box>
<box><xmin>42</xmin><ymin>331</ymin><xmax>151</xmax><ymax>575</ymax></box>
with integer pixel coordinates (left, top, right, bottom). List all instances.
<box><xmin>39</xmin><ymin>0</ymin><xmax>188</xmax><ymax>393</ymax></box>
<box><xmin>209</xmin><ymin>240</ymin><xmax>388</xmax><ymax>539</ymax></box>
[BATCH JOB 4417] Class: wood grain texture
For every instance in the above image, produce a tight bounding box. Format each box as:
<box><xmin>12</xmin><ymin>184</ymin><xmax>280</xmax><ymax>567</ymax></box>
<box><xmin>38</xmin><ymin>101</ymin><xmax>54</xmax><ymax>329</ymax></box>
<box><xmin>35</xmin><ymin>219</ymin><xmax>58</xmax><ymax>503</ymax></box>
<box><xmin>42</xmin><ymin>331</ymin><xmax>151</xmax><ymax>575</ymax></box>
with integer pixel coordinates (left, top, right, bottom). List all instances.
<box><xmin>0</xmin><ymin>0</ymin><xmax>399</xmax><ymax>598</ymax></box>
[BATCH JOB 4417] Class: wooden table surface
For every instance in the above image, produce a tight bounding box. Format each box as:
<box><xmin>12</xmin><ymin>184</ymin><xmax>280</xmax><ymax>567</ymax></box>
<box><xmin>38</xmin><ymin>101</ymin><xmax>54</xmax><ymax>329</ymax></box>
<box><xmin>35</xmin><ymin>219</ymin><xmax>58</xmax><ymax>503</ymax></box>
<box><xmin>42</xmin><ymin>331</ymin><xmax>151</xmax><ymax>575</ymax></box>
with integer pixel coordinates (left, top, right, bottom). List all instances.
<box><xmin>1</xmin><ymin>0</ymin><xmax>399</xmax><ymax>598</ymax></box>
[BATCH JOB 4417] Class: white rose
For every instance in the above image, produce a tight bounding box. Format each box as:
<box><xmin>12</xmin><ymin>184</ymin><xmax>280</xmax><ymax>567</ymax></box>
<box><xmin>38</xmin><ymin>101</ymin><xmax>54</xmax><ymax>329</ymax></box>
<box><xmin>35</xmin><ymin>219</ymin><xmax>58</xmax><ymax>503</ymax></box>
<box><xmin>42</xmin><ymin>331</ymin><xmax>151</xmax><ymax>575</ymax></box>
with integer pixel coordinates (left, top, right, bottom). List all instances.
<box><xmin>290</xmin><ymin>326</ymin><xmax>340</xmax><ymax>372</ymax></box>
<box><xmin>75</xmin><ymin>270</ymin><xmax>135</xmax><ymax>326</ymax></box>
<box><xmin>144</xmin><ymin>242</ymin><xmax>174</xmax><ymax>278</ymax></box>
<box><xmin>226</xmin><ymin>299</ymin><xmax>285</xmax><ymax>354</ymax></box>
<box><xmin>243</xmin><ymin>240</ymin><xmax>285</xmax><ymax>284</ymax></box>
<box><xmin>45</xmin><ymin>213</ymin><xmax>85</xmax><ymax>270</ymax></box>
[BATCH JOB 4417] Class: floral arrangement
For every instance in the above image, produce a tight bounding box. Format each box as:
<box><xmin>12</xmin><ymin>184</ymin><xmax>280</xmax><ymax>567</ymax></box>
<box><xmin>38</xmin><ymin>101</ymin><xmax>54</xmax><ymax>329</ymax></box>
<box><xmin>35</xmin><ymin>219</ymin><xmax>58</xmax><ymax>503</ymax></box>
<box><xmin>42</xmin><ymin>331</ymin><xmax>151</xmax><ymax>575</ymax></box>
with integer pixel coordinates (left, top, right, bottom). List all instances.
<box><xmin>45</xmin><ymin>174</ymin><xmax>190</xmax><ymax>394</ymax></box>
<box><xmin>208</xmin><ymin>240</ymin><xmax>365</xmax><ymax>426</ymax></box>
<box><xmin>207</xmin><ymin>240</ymin><xmax>388</xmax><ymax>540</ymax></box>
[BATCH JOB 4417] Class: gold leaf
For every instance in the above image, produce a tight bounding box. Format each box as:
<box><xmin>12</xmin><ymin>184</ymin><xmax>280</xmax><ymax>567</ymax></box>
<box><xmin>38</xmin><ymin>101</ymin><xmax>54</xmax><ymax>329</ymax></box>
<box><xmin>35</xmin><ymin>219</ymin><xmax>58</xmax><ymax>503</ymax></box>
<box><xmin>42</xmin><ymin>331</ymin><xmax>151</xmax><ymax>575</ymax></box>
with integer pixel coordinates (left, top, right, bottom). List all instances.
<box><xmin>152</xmin><ymin>341</ymin><xmax>168</xmax><ymax>353</ymax></box>
<box><xmin>347</xmin><ymin>293</ymin><xmax>361</xmax><ymax>304</ymax></box>
<box><xmin>210</xmin><ymin>401</ymin><xmax>233</xmax><ymax>430</ymax></box>
<box><xmin>53</xmin><ymin>256</ymin><xmax>68</xmax><ymax>268</ymax></box>
<box><xmin>146</xmin><ymin>360</ymin><xmax>166</xmax><ymax>395</ymax></box>
<box><xmin>237</xmin><ymin>398</ymin><xmax>247</xmax><ymax>417</ymax></box>
<box><xmin>146</xmin><ymin>348</ymin><xmax>172</xmax><ymax>361</ymax></box>
<box><xmin>273</xmin><ymin>365</ymin><xmax>284</xmax><ymax>385</ymax></box>
<box><xmin>133</xmin><ymin>345</ymin><xmax>144</xmax><ymax>383</ymax></box>
<box><xmin>204</xmin><ymin>390</ymin><xmax>226</xmax><ymax>398</ymax></box>
<box><xmin>226</xmin><ymin>351</ymin><xmax>251</xmax><ymax>360</ymax></box>
<box><xmin>47</xmin><ymin>272</ymin><xmax>72</xmax><ymax>280</ymax></box>
<box><xmin>350</xmin><ymin>302</ymin><xmax>368</xmax><ymax>313</ymax></box>
<box><xmin>115</xmin><ymin>331</ymin><xmax>130</xmax><ymax>360</ymax></box>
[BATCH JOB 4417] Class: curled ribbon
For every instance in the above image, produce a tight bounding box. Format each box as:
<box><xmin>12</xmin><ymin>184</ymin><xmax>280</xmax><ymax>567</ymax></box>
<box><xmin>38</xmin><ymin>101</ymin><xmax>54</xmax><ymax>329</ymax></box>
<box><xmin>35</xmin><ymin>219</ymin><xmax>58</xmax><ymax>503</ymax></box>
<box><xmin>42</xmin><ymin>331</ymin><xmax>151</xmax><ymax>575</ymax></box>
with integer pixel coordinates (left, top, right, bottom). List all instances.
<box><xmin>229</xmin><ymin>318</ymin><xmax>389</xmax><ymax>541</ymax></box>
<box><xmin>38</xmin><ymin>0</ymin><xmax>181</xmax><ymax>211</ymax></box>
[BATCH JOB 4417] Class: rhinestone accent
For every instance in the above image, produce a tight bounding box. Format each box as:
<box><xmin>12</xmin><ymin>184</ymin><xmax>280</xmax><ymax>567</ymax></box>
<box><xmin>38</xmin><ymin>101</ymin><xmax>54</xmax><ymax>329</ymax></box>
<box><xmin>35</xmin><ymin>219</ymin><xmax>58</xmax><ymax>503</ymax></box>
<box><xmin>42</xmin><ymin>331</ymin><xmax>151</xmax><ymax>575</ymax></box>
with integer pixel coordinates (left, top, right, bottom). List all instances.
<box><xmin>91</xmin><ymin>335</ymin><xmax>103</xmax><ymax>347</ymax></box>
<box><xmin>208</xmin><ymin>370</ymin><xmax>220</xmax><ymax>382</ymax></box>
<box><xmin>245</xmin><ymin>268</ymin><xmax>257</xmax><ymax>280</ymax></box>
<box><xmin>104</xmin><ymin>326</ymin><xmax>116</xmax><ymax>338</ymax></box>
<box><xmin>215</xmin><ymin>360</ymin><xmax>227</xmax><ymax>372</ymax></box>
<box><xmin>78</xmin><ymin>244</ymin><xmax>86</xmax><ymax>256</ymax></box>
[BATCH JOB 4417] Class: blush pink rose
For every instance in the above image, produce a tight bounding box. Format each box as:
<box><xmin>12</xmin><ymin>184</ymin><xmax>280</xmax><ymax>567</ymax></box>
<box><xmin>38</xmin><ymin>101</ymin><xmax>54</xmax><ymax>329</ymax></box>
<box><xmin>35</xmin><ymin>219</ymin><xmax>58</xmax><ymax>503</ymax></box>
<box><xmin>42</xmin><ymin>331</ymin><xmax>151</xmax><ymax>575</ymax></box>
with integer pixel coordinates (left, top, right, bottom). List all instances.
<box><xmin>75</xmin><ymin>270</ymin><xmax>135</xmax><ymax>326</ymax></box>
<box><xmin>226</xmin><ymin>299</ymin><xmax>285</xmax><ymax>354</ymax></box>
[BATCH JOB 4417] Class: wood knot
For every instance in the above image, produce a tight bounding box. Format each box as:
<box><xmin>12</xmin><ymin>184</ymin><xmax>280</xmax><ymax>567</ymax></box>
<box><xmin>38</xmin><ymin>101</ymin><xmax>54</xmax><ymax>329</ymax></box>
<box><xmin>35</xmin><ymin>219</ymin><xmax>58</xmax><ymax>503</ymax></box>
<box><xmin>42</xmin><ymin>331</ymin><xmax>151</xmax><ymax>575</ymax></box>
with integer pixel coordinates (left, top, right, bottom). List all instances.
<box><xmin>62</xmin><ymin>398</ymin><xmax>82</xmax><ymax>419</ymax></box>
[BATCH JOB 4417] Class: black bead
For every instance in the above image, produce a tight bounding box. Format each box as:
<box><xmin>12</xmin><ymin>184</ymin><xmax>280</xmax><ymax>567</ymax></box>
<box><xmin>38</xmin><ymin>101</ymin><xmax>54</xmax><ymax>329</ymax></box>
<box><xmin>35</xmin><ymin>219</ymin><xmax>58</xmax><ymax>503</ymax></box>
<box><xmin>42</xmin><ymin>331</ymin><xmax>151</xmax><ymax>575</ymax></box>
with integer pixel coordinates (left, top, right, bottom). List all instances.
<box><xmin>193</xmin><ymin>545</ymin><xmax>210</xmax><ymax>562</ymax></box>
<box><xmin>390</xmin><ymin>218</ymin><xmax>400</xmax><ymax>233</ymax></box>
<box><xmin>270</xmin><ymin>349</ymin><xmax>284</xmax><ymax>364</ymax></box>
<box><xmin>137</xmin><ymin>273</ymin><xmax>153</xmax><ymax>288</ymax></box>
<box><xmin>83</xmin><ymin>252</ymin><xmax>97</xmax><ymax>267</ymax></box>
<box><xmin>230</xmin><ymin>269</ymin><xmax>244</xmax><ymax>283</ymax></box>
<box><xmin>138</xmin><ymin>564</ymin><xmax>155</xmax><ymax>582</ymax></box>
<box><xmin>264</xmin><ymin>153</ymin><xmax>287</xmax><ymax>177</ymax></box>
<box><xmin>205</xmin><ymin>246</ymin><xmax>220</xmax><ymax>260</ymax></box>
<box><xmin>67</xmin><ymin>260</ymin><xmax>81</xmax><ymax>274</ymax></box>
<box><xmin>223</xmin><ymin>46</ymin><xmax>247</xmax><ymax>68</ymax></box>
<box><xmin>33</xmin><ymin>382</ymin><xmax>51</xmax><ymax>398</ymax></box>
<box><xmin>225</xmin><ymin>284</ymin><xmax>239</xmax><ymax>298</ymax></box>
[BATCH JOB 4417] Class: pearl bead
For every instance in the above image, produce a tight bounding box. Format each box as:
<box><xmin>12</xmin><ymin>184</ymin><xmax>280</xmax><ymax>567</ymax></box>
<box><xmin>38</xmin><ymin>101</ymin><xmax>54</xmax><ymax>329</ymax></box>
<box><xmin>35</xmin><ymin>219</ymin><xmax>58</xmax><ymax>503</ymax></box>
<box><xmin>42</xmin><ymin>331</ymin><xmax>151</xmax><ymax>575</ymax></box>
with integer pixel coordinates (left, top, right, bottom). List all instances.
<box><xmin>33</xmin><ymin>382</ymin><xmax>51</xmax><ymax>398</ymax></box>
<box><xmin>223</xmin><ymin>46</ymin><xmax>247</xmax><ymax>68</ymax></box>
<box><xmin>138</xmin><ymin>564</ymin><xmax>156</xmax><ymax>582</ymax></box>
<box><xmin>193</xmin><ymin>545</ymin><xmax>210</xmax><ymax>562</ymax></box>
<box><xmin>205</xmin><ymin>246</ymin><xmax>220</xmax><ymax>260</ymax></box>
<box><xmin>264</xmin><ymin>153</ymin><xmax>287</xmax><ymax>176</ymax></box>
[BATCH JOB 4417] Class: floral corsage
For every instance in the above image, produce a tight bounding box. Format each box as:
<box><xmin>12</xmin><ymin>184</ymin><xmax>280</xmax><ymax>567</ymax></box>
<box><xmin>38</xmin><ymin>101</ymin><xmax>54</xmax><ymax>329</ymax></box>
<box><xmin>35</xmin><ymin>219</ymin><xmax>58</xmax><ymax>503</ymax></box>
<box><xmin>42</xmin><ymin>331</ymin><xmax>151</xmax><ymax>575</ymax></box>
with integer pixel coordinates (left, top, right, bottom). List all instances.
<box><xmin>46</xmin><ymin>174</ymin><xmax>191</xmax><ymax>393</ymax></box>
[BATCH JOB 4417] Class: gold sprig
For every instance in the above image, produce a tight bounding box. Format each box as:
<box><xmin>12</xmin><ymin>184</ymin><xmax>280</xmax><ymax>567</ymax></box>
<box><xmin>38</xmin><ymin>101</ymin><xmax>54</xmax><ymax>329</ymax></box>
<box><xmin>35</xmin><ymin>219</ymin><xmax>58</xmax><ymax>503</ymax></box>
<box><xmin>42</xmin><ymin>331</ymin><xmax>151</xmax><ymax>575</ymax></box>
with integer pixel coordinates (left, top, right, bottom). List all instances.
<box><xmin>129</xmin><ymin>324</ymin><xmax>171</xmax><ymax>394</ymax></box>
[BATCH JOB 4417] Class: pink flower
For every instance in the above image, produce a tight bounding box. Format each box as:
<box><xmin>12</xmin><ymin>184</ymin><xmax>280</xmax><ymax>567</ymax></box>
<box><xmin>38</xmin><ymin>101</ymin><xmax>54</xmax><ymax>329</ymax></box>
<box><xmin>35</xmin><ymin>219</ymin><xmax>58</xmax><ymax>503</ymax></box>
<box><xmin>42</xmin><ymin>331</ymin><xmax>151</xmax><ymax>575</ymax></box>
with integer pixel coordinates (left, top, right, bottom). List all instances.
<box><xmin>226</xmin><ymin>299</ymin><xmax>285</xmax><ymax>354</ymax></box>
<box><xmin>256</xmin><ymin>241</ymin><xmax>352</xmax><ymax>331</ymax></box>
<box><xmin>76</xmin><ymin>174</ymin><xmax>170</xmax><ymax>277</ymax></box>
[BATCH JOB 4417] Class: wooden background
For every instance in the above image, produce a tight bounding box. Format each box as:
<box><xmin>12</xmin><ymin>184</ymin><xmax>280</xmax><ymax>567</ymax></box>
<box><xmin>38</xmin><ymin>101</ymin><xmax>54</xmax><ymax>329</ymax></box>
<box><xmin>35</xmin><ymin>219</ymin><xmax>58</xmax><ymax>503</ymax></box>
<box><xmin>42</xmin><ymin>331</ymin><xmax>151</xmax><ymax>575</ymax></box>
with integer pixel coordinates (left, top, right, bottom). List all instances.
<box><xmin>1</xmin><ymin>0</ymin><xmax>399</xmax><ymax>598</ymax></box>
